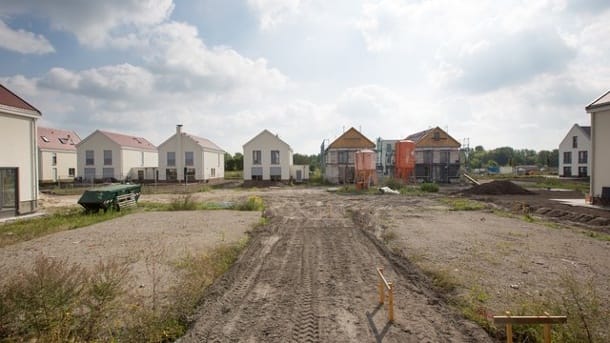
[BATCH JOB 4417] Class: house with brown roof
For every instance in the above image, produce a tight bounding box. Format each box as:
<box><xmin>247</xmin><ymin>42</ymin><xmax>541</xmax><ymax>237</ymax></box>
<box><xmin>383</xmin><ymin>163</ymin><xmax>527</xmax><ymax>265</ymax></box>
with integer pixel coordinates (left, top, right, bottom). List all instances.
<box><xmin>585</xmin><ymin>90</ymin><xmax>610</xmax><ymax>204</ymax></box>
<box><xmin>38</xmin><ymin>127</ymin><xmax>81</xmax><ymax>183</ymax></box>
<box><xmin>405</xmin><ymin>126</ymin><xmax>461</xmax><ymax>183</ymax></box>
<box><xmin>322</xmin><ymin>127</ymin><xmax>376</xmax><ymax>184</ymax></box>
<box><xmin>558</xmin><ymin>124</ymin><xmax>590</xmax><ymax>177</ymax></box>
<box><xmin>0</xmin><ymin>84</ymin><xmax>41</xmax><ymax>217</ymax></box>
<box><xmin>76</xmin><ymin>130</ymin><xmax>158</xmax><ymax>182</ymax></box>
<box><xmin>158</xmin><ymin>125</ymin><xmax>225</xmax><ymax>182</ymax></box>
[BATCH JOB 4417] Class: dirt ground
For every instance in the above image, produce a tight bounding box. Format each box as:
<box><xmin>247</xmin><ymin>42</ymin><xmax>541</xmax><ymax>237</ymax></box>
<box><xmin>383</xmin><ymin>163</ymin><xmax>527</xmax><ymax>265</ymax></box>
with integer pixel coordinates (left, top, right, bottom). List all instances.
<box><xmin>3</xmin><ymin>186</ymin><xmax>609</xmax><ymax>342</ymax></box>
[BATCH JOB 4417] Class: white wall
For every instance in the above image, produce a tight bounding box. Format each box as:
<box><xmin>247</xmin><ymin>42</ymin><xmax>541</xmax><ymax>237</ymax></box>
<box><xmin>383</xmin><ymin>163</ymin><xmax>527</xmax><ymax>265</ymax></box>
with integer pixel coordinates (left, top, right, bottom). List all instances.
<box><xmin>158</xmin><ymin>132</ymin><xmax>223</xmax><ymax>181</ymax></box>
<box><xmin>123</xmin><ymin>149</ymin><xmax>158</xmax><ymax>180</ymax></box>
<box><xmin>591</xmin><ymin>111</ymin><xmax>610</xmax><ymax>197</ymax></box>
<box><xmin>39</xmin><ymin>150</ymin><xmax>77</xmax><ymax>181</ymax></box>
<box><xmin>0</xmin><ymin>112</ymin><xmax>38</xmax><ymax>213</ymax></box>
<box><xmin>243</xmin><ymin>131</ymin><xmax>292</xmax><ymax>181</ymax></box>
<box><xmin>558</xmin><ymin>125</ymin><xmax>591</xmax><ymax>177</ymax></box>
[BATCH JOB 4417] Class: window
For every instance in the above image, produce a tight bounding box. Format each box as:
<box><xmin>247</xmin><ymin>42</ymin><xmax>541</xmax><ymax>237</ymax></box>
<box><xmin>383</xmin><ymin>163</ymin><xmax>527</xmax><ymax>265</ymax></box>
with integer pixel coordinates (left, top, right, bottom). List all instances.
<box><xmin>102</xmin><ymin>168</ymin><xmax>114</xmax><ymax>180</ymax></box>
<box><xmin>185</xmin><ymin>151</ymin><xmax>194</xmax><ymax>166</ymax></box>
<box><xmin>440</xmin><ymin>150</ymin><xmax>450</xmax><ymax>164</ymax></box>
<box><xmin>167</xmin><ymin>152</ymin><xmax>176</xmax><ymax>166</ymax></box>
<box><xmin>271</xmin><ymin>150</ymin><xmax>280</xmax><ymax>164</ymax></box>
<box><xmin>338</xmin><ymin>151</ymin><xmax>348</xmax><ymax>163</ymax></box>
<box><xmin>104</xmin><ymin>150</ymin><xmax>112</xmax><ymax>165</ymax></box>
<box><xmin>58</xmin><ymin>137</ymin><xmax>69</xmax><ymax>144</ymax></box>
<box><xmin>85</xmin><ymin>150</ymin><xmax>94</xmax><ymax>165</ymax></box>
<box><xmin>166</xmin><ymin>168</ymin><xmax>177</xmax><ymax>181</ymax></box>
<box><xmin>68</xmin><ymin>168</ymin><xmax>75</xmax><ymax>177</ymax></box>
<box><xmin>563</xmin><ymin>151</ymin><xmax>572</xmax><ymax>164</ymax></box>
<box><xmin>578</xmin><ymin>166</ymin><xmax>588</xmax><ymax>177</ymax></box>
<box><xmin>41</xmin><ymin>136</ymin><xmax>49</xmax><ymax>142</ymax></box>
<box><xmin>578</xmin><ymin>151</ymin><xmax>588</xmax><ymax>164</ymax></box>
<box><xmin>572</xmin><ymin>136</ymin><xmax>578</xmax><ymax>148</ymax></box>
<box><xmin>84</xmin><ymin>168</ymin><xmax>95</xmax><ymax>181</ymax></box>
<box><xmin>186</xmin><ymin>168</ymin><xmax>196</xmax><ymax>181</ymax></box>
<box><xmin>563</xmin><ymin>166</ymin><xmax>572</xmax><ymax>177</ymax></box>
<box><xmin>52</xmin><ymin>153</ymin><xmax>57</xmax><ymax>166</ymax></box>
<box><xmin>270</xmin><ymin>175</ymin><xmax>281</xmax><ymax>181</ymax></box>
<box><xmin>433</xmin><ymin>131</ymin><xmax>440</xmax><ymax>140</ymax></box>
<box><xmin>253</xmin><ymin>150</ymin><xmax>261</xmax><ymax>165</ymax></box>
<box><xmin>211</xmin><ymin>168</ymin><xmax>216</xmax><ymax>177</ymax></box>
<box><xmin>423</xmin><ymin>151</ymin><xmax>433</xmax><ymax>164</ymax></box>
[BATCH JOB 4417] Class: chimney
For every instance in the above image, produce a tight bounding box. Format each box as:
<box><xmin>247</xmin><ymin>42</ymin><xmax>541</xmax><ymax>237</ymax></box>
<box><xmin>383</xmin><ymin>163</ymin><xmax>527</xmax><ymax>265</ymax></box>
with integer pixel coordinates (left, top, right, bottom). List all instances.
<box><xmin>176</xmin><ymin>124</ymin><xmax>183</xmax><ymax>135</ymax></box>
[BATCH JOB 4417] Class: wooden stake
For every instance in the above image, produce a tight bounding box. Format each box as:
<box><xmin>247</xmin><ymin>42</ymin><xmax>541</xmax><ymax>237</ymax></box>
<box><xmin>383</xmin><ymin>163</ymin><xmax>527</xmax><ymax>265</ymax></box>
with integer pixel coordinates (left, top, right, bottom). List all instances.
<box><xmin>543</xmin><ymin>324</ymin><xmax>551</xmax><ymax>343</ymax></box>
<box><xmin>378</xmin><ymin>267</ymin><xmax>385</xmax><ymax>304</ymax></box>
<box><xmin>388</xmin><ymin>282</ymin><xmax>394</xmax><ymax>322</ymax></box>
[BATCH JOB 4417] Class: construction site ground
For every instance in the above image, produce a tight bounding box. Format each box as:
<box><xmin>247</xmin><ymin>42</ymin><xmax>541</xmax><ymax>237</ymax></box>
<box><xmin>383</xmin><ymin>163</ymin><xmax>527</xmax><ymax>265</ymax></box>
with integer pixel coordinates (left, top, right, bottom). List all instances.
<box><xmin>4</xmin><ymin>185</ymin><xmax>609</xmax><ymax>342</ymax></box>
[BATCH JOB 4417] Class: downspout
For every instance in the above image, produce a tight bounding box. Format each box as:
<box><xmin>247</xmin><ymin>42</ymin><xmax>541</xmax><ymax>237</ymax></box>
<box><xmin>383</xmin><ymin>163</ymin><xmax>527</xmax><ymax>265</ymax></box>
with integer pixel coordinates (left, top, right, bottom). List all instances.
<box><xmin>31</xmin><ymin>118</ymin><xmax>39</xmax><ymax>211</ymax></box>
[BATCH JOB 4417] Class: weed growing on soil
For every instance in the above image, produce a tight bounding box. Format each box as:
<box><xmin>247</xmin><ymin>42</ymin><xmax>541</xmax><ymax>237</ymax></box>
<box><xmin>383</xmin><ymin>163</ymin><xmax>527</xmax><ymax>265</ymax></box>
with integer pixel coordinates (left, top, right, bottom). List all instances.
<box><xmin>439</xmin><ymin>198</ymin><xmax>486</xmax><ymax>211</ymax></box>
<box><xmin>168</xmin><ymin>195</ymin><xmax>198</xmax><ymax>211</ymax></box>
<box><xmin>234</xmin><ymin>196</ymin><xmax>265</xmax><ymax>211</ymax></box>
<box><xmin>0</xmin><ymin>256</ymin><xmax>128</xmax><ymax>342</ymax></box>
<box><xmin>0</xmin><ymin>239</ymin><xmax>250</xmax><ymax>342</ymax></box>
<box><xmin>0</xmin><ymin>207</ymin><xmax>127</xmax><ymax>248</ymax></box>
<box><xmin>420</xmin><ymin>183</ymin><xmax>439</xmax><ymax>193</ymax></box>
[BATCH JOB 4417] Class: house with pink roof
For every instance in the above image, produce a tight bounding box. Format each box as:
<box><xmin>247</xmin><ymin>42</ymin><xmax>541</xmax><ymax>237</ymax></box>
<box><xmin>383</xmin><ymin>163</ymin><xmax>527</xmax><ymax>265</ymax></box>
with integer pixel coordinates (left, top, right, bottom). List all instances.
<box><xmin>38</xmin><ymin>127</ymin><xmax>81</xmax><ymax>183</ymax></box>
<box><xmin>76</xmin><ymin>130</ymin><xmax>158</xmax><ymax>182</ymax></box>
<box><xmin>0</xmin><ymin>84</ymin><xmax>41</xmax><ymax>217</ymax></box>
<box><xmin>157</xmin><ymin>125</ymin><xmax>225</xmax><ymax>182</ymax></box>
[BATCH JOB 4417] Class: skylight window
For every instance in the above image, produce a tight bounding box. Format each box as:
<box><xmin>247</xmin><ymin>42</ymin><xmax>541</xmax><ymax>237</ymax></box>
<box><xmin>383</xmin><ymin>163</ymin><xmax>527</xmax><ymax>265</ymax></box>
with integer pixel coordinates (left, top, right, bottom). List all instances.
<box><xmin>58</xmin><ymin>137</ymin><xmax>69</xmax><ymax>144</ymax></box>
<box><xmin>41</xmin><ymin>136</ymin><xmax>49</xmax><ymax>142</ymax></box>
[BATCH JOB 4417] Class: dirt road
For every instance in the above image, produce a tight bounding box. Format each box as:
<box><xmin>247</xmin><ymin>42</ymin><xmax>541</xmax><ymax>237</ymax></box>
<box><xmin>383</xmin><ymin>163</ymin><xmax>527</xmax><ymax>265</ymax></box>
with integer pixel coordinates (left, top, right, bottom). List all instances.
<box><xmin>181</xmin><ymin>193</ymin><xmax>491</xmax><ymax>342</ymax></box>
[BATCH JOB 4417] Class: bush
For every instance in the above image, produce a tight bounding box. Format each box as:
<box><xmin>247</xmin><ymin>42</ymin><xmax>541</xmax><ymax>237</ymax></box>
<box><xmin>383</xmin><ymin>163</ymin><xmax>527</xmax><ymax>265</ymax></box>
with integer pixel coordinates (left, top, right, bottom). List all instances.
<box><xmin>420</xmin><ymin>182</ymin><xmax>439</xmax><ymax>193</ymax></box>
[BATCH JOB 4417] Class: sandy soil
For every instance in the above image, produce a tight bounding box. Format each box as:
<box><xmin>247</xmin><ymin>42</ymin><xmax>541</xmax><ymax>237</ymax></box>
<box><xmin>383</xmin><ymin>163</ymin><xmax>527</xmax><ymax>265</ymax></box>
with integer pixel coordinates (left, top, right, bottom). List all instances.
<box><xmin>4</xmin><ymin>186</ymin><xmax>610</xmax><ymax>342</ymax></box>
<box><xmin>0</xmin><ymin>210</ymin><xmax>261</xmax><ymax>301</ymax></box>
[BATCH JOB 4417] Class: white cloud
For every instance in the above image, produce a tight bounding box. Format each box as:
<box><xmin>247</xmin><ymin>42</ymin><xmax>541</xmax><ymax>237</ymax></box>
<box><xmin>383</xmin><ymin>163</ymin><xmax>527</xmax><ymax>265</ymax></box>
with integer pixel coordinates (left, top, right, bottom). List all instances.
<box><xmin>0</xmin><ymin>0</ymin><xmax>174</xmax><ymax>47</ymax></box>
<box><xmin>0</xmin><ymin>20</ymin><xmax>54</xmax><ymax>54</ymax></box>
<box><xmin>247</xmin><ymin>0</ymin><xmax>301</xmax><ymax>30</ymax></box>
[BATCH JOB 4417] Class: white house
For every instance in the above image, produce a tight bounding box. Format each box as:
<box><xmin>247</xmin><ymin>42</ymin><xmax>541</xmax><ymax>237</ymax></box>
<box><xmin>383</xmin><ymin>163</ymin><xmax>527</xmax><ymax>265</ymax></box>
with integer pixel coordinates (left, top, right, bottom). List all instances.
<box><xmin>38</xmin><ymin>127</ymin><xmax>81</xmax><ymax>183</ymax></box>
<box><xmin>558</xmin><ymin>124</ymin><xmax>591</xmax><ymax>177</ymax></box>
<box><xmin>76</xmin><ymin>130</ymin><xmax>158</xmax><ymax>182</ymax></box>
<box><xmin>158</xmin><ymin>125</ymin><xmax>225</xmax><ymax>182</ymax></box>
<box><xmin>243</xmin><ymin>129</ymin><xmax>308</xmax><ymax>182</ymax></box>
<box><xmin>0</xmin><ymin>84</ymin><xmax>41</xmax><ymax>217</ymax></box>
<box><xmin>585</xmin><ymin>90</ymin><xmax>610</xmax><ymax>203</ymax></box>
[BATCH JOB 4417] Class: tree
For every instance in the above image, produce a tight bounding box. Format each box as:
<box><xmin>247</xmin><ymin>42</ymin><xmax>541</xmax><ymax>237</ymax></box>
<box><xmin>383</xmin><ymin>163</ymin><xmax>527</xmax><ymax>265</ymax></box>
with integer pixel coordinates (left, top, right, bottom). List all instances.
<box><xmin>224</xmin><ymin>153</ymin><xmax>235</xmax><ymax>171</ymax></box>
<box><xmin>233</xmin><ymin>152</ymin><xmax>243</xmax><ymax>170</ymax></box>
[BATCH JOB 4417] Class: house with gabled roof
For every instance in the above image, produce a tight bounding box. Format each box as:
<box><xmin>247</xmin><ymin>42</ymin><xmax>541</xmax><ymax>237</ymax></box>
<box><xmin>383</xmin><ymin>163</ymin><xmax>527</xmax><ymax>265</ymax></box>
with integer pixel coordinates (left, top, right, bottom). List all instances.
<box><xmin>158</xmin><ymin>125</ymin><xmax>225</xmax><ymax>182</ymax></box>
<box><xmin>76</xmin><ymin>130</ymin><xmax>158</xmax><ymax>182</ymax></box>
<box><xmin>585</xmin><ymin>90</ymin><xmax>610</xmax><ymax>204</ymax></box>
<box><xmin>405</xmin><ymin>126</ymin><xmax>461</xmax><ymax>183</ymax></box>
<box><xmin>244</xmin><ymin>129</ymin><xmax>296</xmax><ymax>182</ymax></box>
<box><xmin>0</xmin><ymin>84</ymin><xmax>41</xmax><ymax>217</ymax></box>
<box><xmin>558</xmin><ymin>124</ymin><xmax>590</xmax><ymax>177</ymax></box>
<box><xmin>322</xmin><ymin>127</ymin><xmax>376</xmax><ymax>184</ymax></box>
<box><xmin>38</xmin><ymin>127</ymin><xmax>81</xmax><ymax>183</ymax></box>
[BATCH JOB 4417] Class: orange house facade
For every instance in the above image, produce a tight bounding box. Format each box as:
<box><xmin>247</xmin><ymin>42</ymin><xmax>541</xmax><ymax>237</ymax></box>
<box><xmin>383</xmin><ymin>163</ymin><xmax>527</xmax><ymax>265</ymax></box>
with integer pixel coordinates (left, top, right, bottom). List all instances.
<box><xmin>405</xmin><ymin>127</ymin><xmax>461</xmax><ymax>183</ymax></box>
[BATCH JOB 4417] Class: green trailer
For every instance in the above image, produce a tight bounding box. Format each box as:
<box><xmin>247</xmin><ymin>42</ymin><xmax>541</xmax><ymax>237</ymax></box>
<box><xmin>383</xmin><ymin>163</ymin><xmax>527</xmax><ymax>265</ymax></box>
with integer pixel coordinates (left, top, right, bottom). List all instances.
<box><xmin>78</xmin><ymin>184</ymin><xmax>142</xmax><ymax>213</ymax></box>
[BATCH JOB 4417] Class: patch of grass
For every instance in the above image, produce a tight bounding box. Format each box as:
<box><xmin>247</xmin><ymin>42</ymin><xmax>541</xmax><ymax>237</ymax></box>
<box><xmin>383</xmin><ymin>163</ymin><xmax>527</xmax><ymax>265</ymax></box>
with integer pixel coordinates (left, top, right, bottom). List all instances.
<box><xmin>421</xmin><ymin>267</ymin><xmax>458</xmax><ymax>293</ymax></box>
<box><xmin>420</xmin><ymin>182</ymin><xmax>439</xmax><ymax>193</ymax></box>
<box><xmin>382</xmin><ymin>178</ymin><xmax>405</xmax><ymax>191</ymax></box>
<box><xmin>439</xmin><ymin>197</ymin><xmax>486</xmax><ymax>211</ymax></box>
<box><xmin>0</xmin><ymin>208</ymin><xmax>127</xmax><ymax>248</ymax></box>
<box><xmin>532</xmin><ymin>177</ymin><xmax>589</xmax><ymax>194</ymax></box>
<box><xmin>224</xmin><ymin>170</ymin><xmax>243</xmax><ymax>180</ymax></box>
<box><xmin>399</xmin><ymin>186</ymin><xmax>425</xmax><ymax>195</ymax></box>
<box><xmin>234</xmin><ymin>196</ymin><xmax>265</xmax><ymax>211</ymax></box>
<box><xmin>168</xmin><ymin>195</ymin><xmax>198</xmax><ymax>211</ymax></box>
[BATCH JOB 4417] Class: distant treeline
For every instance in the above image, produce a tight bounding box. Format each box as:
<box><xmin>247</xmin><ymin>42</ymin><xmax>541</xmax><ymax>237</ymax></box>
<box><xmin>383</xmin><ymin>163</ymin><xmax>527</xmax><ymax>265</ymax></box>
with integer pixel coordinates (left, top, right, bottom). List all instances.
<box><xmin>466</xmin><ymin>146</ymin><xmax>559</xmax><ymax>169</ymax></box>
<box><xmin>224</xmin><ymin>153</ymin><xmax>321</xmax><ymax>172</ymax></box>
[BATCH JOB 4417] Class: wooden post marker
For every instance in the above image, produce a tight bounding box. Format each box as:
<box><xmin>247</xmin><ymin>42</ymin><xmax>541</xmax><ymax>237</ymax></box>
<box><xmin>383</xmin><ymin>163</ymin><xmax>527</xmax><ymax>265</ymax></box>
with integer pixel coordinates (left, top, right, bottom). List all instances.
<box><xmin>493</xmin><ymin>311</ymin><xmax>566</xmax><ymax>343</ymax></box>
<box><xmin>376</xmin><ymin>267</ymin><xmax>395</xmax><ymax>322</ymax></box>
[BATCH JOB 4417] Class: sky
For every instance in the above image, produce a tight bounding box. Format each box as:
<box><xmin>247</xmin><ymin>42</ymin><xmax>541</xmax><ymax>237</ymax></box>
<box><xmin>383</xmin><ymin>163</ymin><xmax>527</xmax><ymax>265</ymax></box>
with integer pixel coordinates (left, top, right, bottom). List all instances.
<box><xmin>0</xmin><ymin>0</ymin><xmax>609</xmax><ymax>155</ymax></box>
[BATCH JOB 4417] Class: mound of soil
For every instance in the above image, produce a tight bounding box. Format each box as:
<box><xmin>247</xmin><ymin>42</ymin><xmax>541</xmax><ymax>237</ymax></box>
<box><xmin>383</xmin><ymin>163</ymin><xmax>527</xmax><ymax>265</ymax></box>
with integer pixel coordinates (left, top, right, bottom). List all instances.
<box><xmin>463</xmin><ymin>180</ymin><xmax>534</xmax><ymax>195</ymax></box>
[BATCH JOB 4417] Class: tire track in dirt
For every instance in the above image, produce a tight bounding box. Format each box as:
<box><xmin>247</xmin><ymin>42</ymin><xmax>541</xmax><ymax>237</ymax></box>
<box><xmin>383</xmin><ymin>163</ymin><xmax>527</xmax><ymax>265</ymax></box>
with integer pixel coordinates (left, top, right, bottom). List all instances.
<box><xmin>180</xmin><ymin>193</ymin><xmax>492</xmax><ymax>342</ymax></box>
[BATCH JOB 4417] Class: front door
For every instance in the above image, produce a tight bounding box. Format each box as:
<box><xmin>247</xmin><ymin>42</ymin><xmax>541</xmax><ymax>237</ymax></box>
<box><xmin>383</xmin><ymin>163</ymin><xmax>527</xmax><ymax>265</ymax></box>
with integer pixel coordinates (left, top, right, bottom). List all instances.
<box><xmin>0</xmin><ymin>168</ymin><xmax>18</xmax><ymax>218</ymax></box>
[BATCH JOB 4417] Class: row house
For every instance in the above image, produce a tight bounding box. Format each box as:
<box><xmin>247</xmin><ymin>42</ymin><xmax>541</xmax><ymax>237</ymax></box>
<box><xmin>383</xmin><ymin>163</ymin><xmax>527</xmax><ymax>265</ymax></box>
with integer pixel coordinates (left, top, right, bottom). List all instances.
<box><xmin>76</xmin><ymin>130</ymin><xmax>158</xmax><ymax>182</ymax></box>
<box><xmin>38</xmin><ymin>127</ymin><xmax>81</xmax><ymax>183</ymax></box>
<box><xmin>243</xmin><ymin>129</ymin><xmax>309</xmax><ymax>182</ymax></box>
<box><xmin>406</xmin><ymin>127</ymin><xmax>461</xmax><ymax>183</ymax></box>
<box><xmin>0</xmin><ymin>84</ymin><xmax>41</xmax><ymax>217</ymax></box>
<box><xmin>558</xmin><ymin>124</ymin><xmax>591</xmax><ymax>177</ymax></box>
<box><xmin>322</xmin><ymin>127</ymin><xmax>376</xmax><ymax>184</ymax></box>
<box><xmin>158</xmin><ymin>125</ymin><xmax>225</xmax><ymax>182</ymax></box>
<box><xmin>585</xmin><ymin>90</ymin><xmax>610</xmax><ymax>204</ymax></box>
